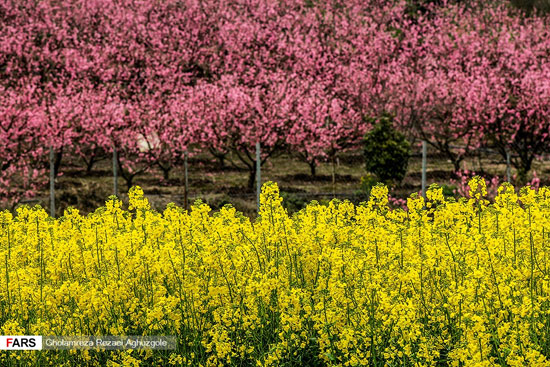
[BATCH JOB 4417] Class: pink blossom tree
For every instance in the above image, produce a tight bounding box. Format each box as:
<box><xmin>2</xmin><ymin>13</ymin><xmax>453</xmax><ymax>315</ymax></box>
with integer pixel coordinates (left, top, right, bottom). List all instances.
<box><xmin>0</xmin><ymin>85</ymin><xmax>46</xmax><ymax>207</ymax></box>
<box><xmin>3</xmin><ymin>0</ymin><xmax>550</xmax><ymax>203</ymax></box>
<box><xmin>478</xmin><ymin>6</ymin><xmax>550</xmax><ymax>182</ymax></box>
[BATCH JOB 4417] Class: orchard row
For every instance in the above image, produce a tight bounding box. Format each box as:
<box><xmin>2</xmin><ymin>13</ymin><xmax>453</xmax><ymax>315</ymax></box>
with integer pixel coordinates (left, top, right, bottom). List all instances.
<box><xmin>1</xmin><ymin>0</ymin><xmax>549</xmax><ymax>205</ymax></box>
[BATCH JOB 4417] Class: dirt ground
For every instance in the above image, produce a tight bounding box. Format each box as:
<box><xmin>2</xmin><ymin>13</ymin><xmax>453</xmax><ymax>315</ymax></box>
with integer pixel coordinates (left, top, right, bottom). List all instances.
<box><xmin>12</xmin><ymin>146</ymin><xmax>550</xmax><ymax>217</ymax></box>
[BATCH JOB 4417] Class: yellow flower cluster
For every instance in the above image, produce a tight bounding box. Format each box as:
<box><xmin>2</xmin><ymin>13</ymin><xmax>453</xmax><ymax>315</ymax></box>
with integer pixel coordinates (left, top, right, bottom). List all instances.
<box><xmin>1</xmin><ymin>179</ymin><xmax>550</xmax><ymax>366</ymax></box>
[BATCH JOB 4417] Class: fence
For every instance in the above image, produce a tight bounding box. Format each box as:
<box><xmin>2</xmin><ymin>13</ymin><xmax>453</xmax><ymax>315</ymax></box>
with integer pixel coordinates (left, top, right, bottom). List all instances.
<box><xmin>46</xmin><ymin>141</ymin><xmax>517</xmax><ymax>218</ymax></box>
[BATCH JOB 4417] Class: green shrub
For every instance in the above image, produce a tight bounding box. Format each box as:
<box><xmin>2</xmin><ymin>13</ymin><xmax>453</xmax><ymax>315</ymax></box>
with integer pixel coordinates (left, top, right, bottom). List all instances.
<box><xmin>358</xmin><ymin>173</ymin><xmax>378</xmax><ymax>198</ymax></box>
<box><xmin>441</xmin><ymin>184</ymin><xmax>456</xmax><ymax>198</ymax></box>
<box><xmin>511</xmin><ymin>0</ymin><xmax>550</xmax><ymax>14</ymax></box>
<box><xmin>363</xmin><ymin>114</ymin><xmax>411</xmax><ymax>184</ymax></box>
<box><xmin>280</xmin><ymin>191</ymin><xmax>309</xmax><ymax>213</ymax></box>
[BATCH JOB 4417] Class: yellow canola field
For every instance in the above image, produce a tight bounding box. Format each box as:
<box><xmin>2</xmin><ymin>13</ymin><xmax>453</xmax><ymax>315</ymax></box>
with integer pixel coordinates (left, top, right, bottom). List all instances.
<box><xmin>1</xmin><ymin>178</ymin><xmax>550</xmax><ymax>367</ymax></box>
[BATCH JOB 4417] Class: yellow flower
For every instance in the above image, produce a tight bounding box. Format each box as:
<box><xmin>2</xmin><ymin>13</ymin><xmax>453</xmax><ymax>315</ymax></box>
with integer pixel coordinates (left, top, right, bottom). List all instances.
<box><xmin>2</xmin><ymin>181</ymin><xmax>550</xmax><ymax>366</ymax></box>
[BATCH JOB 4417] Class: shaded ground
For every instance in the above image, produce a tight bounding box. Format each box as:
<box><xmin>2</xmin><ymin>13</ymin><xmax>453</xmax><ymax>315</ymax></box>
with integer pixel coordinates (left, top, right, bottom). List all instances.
<box><xmin>13</xmin><ymin>146</ymin><xmax>550</xmax><ymax>217</ymax></box>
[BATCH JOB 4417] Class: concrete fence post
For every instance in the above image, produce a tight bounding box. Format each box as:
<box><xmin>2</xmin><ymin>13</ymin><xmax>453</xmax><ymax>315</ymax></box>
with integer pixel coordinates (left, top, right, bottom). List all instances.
<box><xmin>184</xmin><ymin>150</ymin><xmax>189</xmax><ymax>211</ymax></box>
<box><xmin>421</xmin><ymin>140</ymin><xmax>427</xmax><ymax>199</ymax></box>
<box><xmin>256</xmin><ymin>142</ymin><xmax>261</xmax><ymax>213</ymax></box>
<box><xmin>49</xmin><ymin>146</ymin><xmax>55</xmax><ymax>217</ymax></box>
<box><xmin>113</xmin><ymin>146</ymin><xmax>118</xmax><ymax>197</ymax></box>
<box><xmin>506</xmin><ymin>150</ymin><xmax>511</xmax><ymax>182</ymax></box>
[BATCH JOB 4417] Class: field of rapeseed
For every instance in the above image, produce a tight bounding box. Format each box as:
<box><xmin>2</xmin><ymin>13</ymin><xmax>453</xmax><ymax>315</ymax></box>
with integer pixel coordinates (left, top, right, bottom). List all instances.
<box><xmin>1</xmin><ymin>179</ymin><xmax>550</xmax><ymax>366</ymax></box>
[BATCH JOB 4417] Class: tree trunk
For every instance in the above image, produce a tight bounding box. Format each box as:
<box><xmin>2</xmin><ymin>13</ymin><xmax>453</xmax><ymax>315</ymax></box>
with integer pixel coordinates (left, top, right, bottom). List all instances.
<box><xmin>308</xmin><ymin>161</ymin><xmax>316</xmax><ymax>176</ymax></box>
<box><xmin>216</xmin><ymin>154</ymin><xmax>226</xmax><ymax>169</ymax></box>
<box><xmin>452</xmin><ymin>157</ymin><xmax>462</xmax><ymax>173</ymax></box>
<box><xmin>209</xmin><ymin>148</ymin><xmax>227</xmax><ymax>170</ymax></box>
<box><xmin>51</xmin><ymin>148</ymin><xmax>63</xmax><ymax>177</ymax></box>
<box><xmin>83</xmin><ymin>147</ymin><xmax>103</xmax><ymax>174</ymax></box>
<box><xmin>84</xmin><ymin>156</ymin><xmax>96</xmax><ymax>174</ymax></box>
<box><xmin>159</xmin><ymin>163</ymin><xmax>170</xmax><ymax>181</ymax></box>
<box><xmin>125</xmin><ymin>175</ymin><xmax>134</xmax><ymax>190</ymax></box>
<box><xmin>331</xmin><ymin>155</ymin><xmax>336</xmax><ymax>197</ymax></box>
<box><xmin>515</xmin><ymin>158</ymin><xmax>532</xmax><ymax>185</ymax></box>
<box><xmin>117</xmin><ymin>160</ymin><xmax>135</xmax><ymax>190</ymax></box>
<box><xmin>247</xmin><ymin>166</ymin><xmax>256</xmax><ymax>191</ymax></box>
<box><xmin>442</xmin><ymin>147</ymin><xmax>462</xmax><ymax>173</ymax></box>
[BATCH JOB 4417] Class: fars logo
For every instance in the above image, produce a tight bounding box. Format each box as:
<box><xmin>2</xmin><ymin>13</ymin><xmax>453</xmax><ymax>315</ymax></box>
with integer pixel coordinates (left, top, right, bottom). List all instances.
<box><xmin>0</xmin><ymin>336</ymin><xmax>42</xmax><ymax>350</ymax></box>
